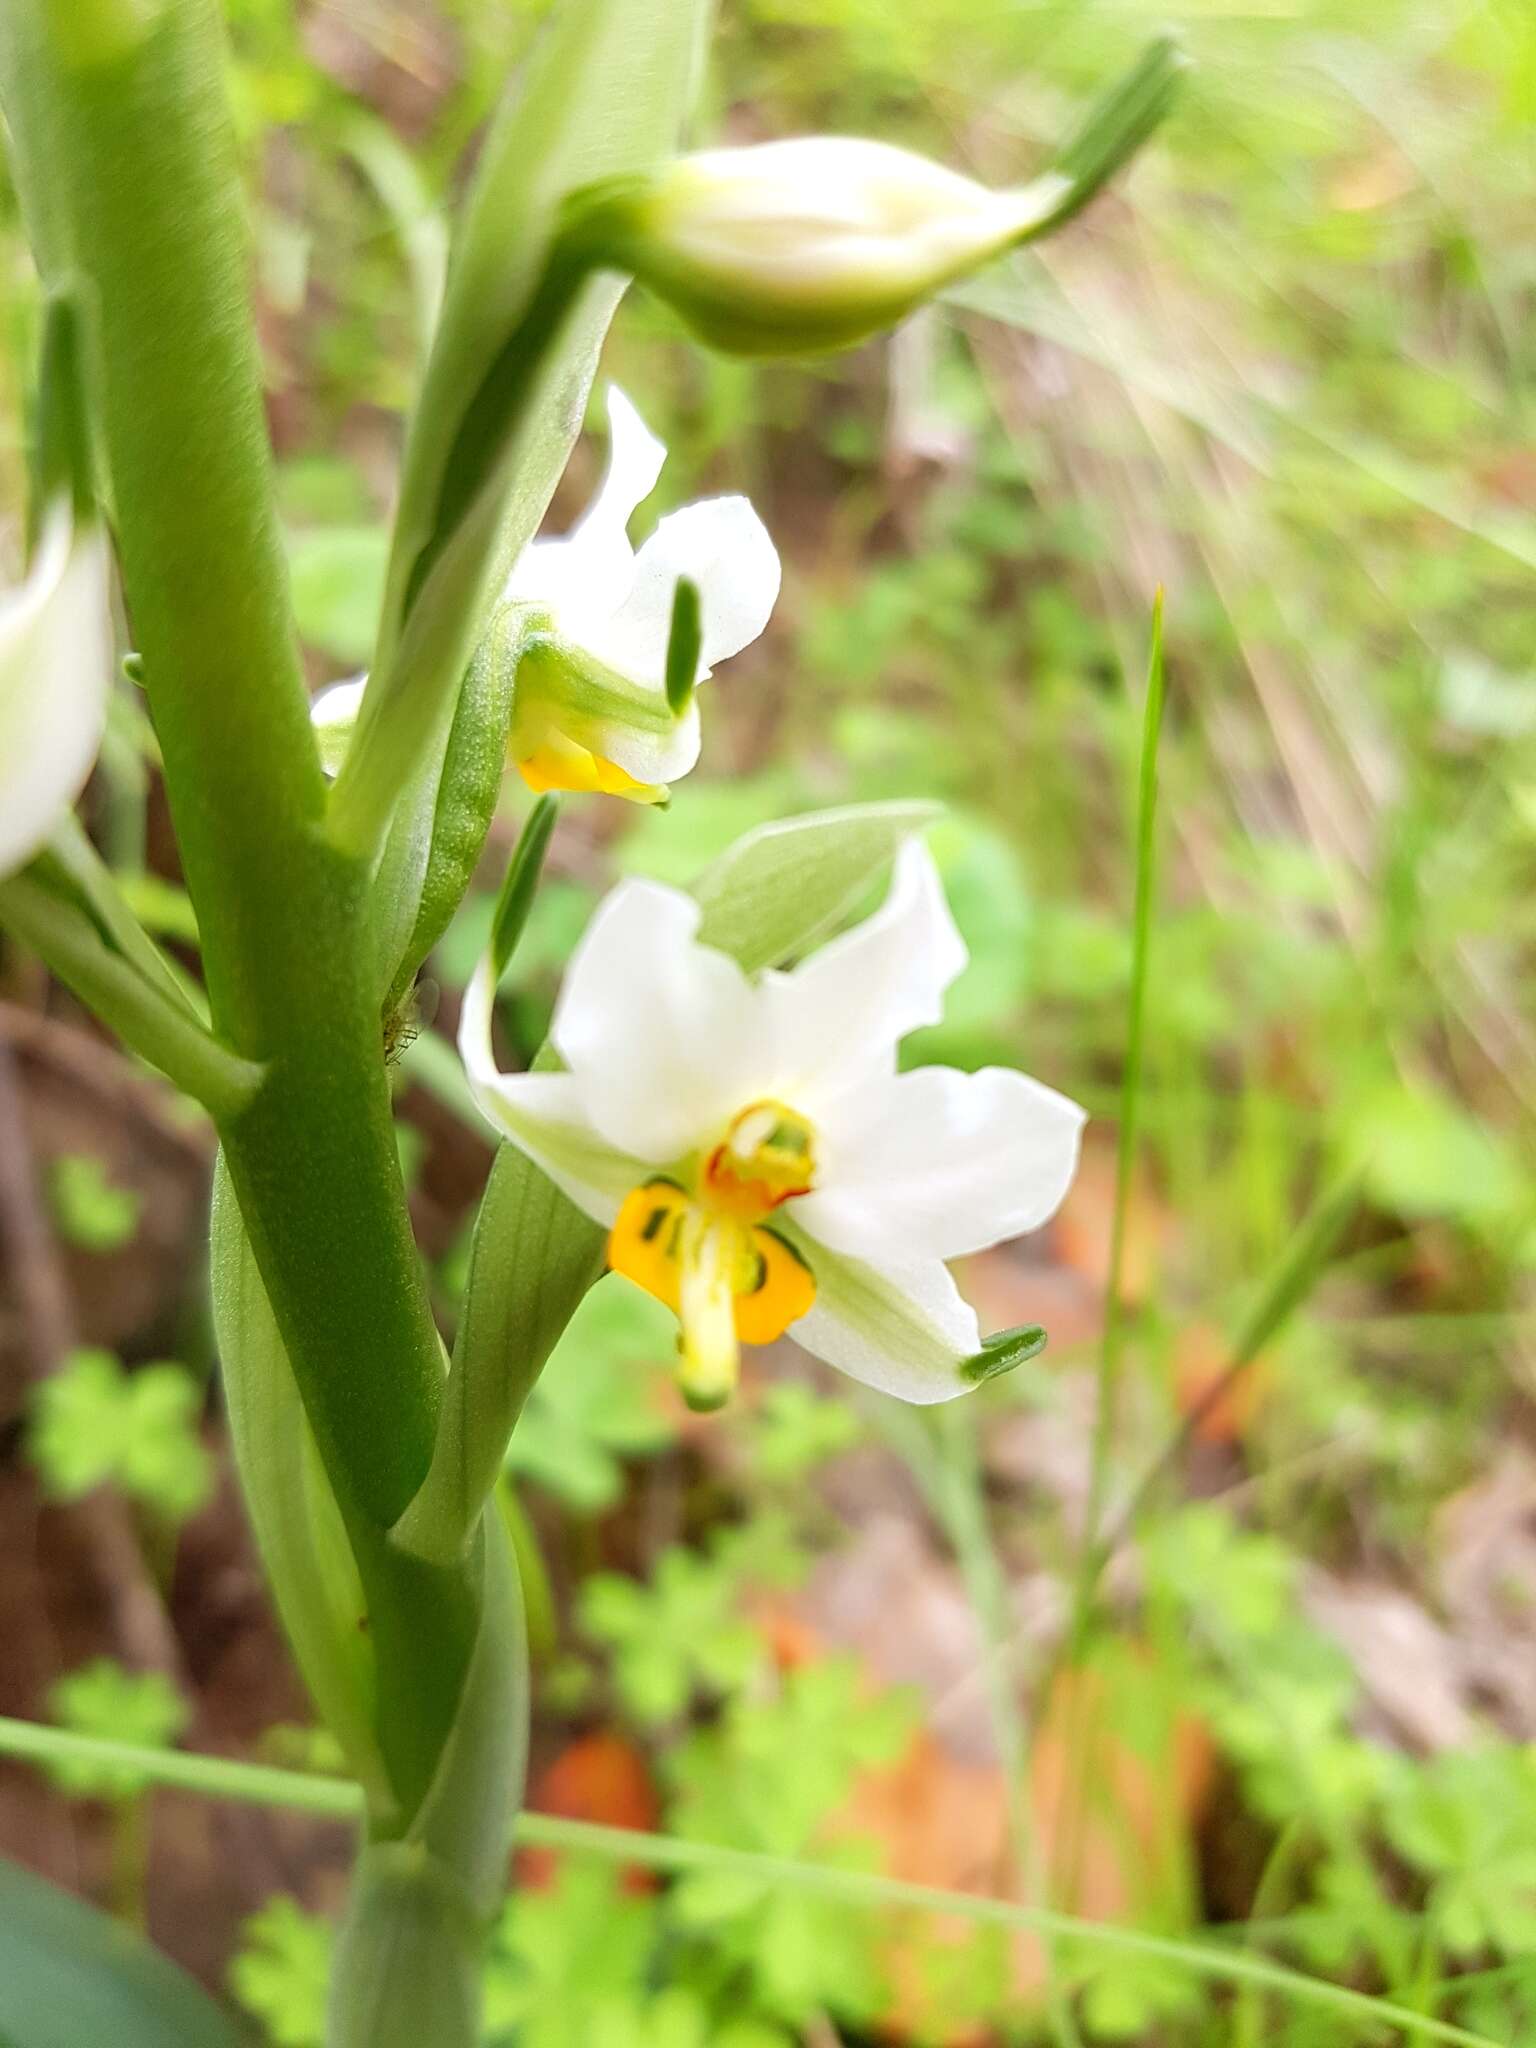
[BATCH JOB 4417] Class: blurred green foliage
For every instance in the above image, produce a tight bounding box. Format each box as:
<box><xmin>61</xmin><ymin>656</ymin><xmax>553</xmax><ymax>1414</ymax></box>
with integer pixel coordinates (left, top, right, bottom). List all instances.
<box><xmin>29</xmin><ymin>1350</ymin><xmax>212</xmax><ymax>1526</ymax></box>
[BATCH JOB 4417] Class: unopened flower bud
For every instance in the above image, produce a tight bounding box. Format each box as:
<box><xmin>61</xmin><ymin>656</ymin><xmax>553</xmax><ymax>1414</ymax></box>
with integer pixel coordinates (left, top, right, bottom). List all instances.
<box><xmin>578</xmin><ymin>140</ymin><xmax>1058</xmax><ymax>356</ymax></box>
<box><xmin>567</xmin><ymin>40</ymin><xmax>1182</xmax><ymax>357</ymax></box>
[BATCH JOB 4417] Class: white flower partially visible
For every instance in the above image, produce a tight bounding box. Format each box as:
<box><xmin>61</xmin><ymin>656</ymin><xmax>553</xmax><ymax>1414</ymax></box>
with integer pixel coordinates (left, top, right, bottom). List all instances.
<box><xmin>310</xmin><ymin>673</ymin><xmax>367</xmax><ymax>778</ymax></box>
<box><xmin>460</xmin><ymin>837</ymin><xmax>1085</xmax><ymax>1408</ymax></box>
<box><xmin>0</xmin><ymin>503</ymin><xmax>114</xmax><ymax>877</ymax></box>
<box><xmin>308</xmin><ymin>388</ymin><xmax>779</xmax><ymax>807</ymax></box>
<box><xmin>501</xmin><ymin>385</ymin><xmax>779</xmax><ymax>804</ymax></box>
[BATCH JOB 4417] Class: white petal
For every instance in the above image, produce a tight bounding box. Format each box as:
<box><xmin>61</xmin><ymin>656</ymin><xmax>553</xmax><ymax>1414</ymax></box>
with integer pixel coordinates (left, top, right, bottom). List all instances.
<box><xmin>504</xmin><ymin>385</ymin><xmax>665</xmax><ymax>620</ymax></box>
<box><xmin>310</xmin><ymin>674</ymin><xmax>367</xmax><ymax>777</ymax></box>
<box><xmin>764</xmin><ymin>837</ymin><xmax>967</xmax><ymax>1102</ymax></box>
<box><xmin>796</xmin><ymin>1064</ymin><xmax>1085</xmax><ymax>1262</ymax></box>
<box><xmin>775</xmin><ymin>1219</ymin><xmax>979</xmax><ymax>1404</ymax></box>
<box><xmin>0</xmin><ymin>507</ymin><xmax>113</xmax><ymax>878</ymax></box>
<box><xmin>457</xmin><ymin>953</ymin><xmax>640</xmax><ymax>1224</ymax></box>
<box><xmin>595</xmin><ymin>694</ymin><xmax>702</xmax><ymax>787</ymax></box>
<box><xmin>551</xmin><ymin>877</ymin><xmax>773</xmax><ymax>1163</ymax></box>
<box><xmin>580</xmin><ymin>495</ymin><xmax>780</xmax><ymax>686</ymax></box>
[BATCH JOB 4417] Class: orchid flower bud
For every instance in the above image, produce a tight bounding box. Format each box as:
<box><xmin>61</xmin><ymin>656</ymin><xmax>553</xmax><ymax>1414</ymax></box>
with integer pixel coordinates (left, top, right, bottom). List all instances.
<box><xmin>566</xmin><ymin>38</ymin><xmax>1182</xmax><ymax>357</ymax></box>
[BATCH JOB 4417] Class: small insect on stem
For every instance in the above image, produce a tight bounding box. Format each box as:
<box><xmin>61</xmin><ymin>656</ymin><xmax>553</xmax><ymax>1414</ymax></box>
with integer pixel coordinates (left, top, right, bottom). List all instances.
<box><xmin>382</xmin><ymin>978</ymin><xmax>439</xmax><ymax>1066</ymax></box>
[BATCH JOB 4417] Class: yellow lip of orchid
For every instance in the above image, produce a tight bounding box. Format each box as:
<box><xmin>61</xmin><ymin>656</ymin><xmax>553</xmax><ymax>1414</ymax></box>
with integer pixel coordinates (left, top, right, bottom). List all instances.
<box><xmin>606</xmin><ymin>1099</ymin><xmax>818</xmax><ymax>1406</ymax></box>
<box><xmin>608</xmin><ymin>1176</ymin><xmax>816</xmax><ymax>1408</ymax></box>
<box><xmin>459</xmin><ymin>835</ymin><xmax>1088</xmax><ymax>1407</ymax></box>
<box><xmin>514</xmin><ymin>728</ymin><xmax>670</xmax><ymax>806</ymax></box>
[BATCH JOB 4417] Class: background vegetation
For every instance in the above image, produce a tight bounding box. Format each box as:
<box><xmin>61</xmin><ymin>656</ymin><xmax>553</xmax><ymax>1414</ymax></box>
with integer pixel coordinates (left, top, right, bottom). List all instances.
<box><xmin>1</xmin><ymin>1</ymin><xmax>1533</xmax><ymax>2042</ymax></box>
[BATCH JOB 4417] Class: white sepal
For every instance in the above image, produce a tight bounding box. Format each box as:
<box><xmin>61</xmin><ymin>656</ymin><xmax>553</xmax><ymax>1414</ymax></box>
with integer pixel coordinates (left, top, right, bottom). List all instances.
<box><xmin>773</xmin><ymin>1222</ymin><xmax>983</xmax><ymax>1405</ymax></box>
<box><xmin>0</xmin><ymin>504</ymin><xmax>114</xmax><ymax>877</ymax></box>
<box><xmin>458</xmin><ymin>952</ymin><xmax>641</xmax><ymax>1224</ymax></box>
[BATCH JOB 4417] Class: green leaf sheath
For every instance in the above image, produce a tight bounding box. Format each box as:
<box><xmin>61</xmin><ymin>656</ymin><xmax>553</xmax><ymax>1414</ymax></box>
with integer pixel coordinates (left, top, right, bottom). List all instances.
<box><xmin>210</xmin><ymin>1163</ymin><xmax>390</xmax><ymax>1810</ymax></box>
<box><xmin>384</xmin><ymin>607</ymin><xmax>529</xmax><ymax>1017</ymax></box>
<box><xmin>395</xmin><ymin>1146</ymin><xmax>605</xmax><ymax>1565</ymax></box>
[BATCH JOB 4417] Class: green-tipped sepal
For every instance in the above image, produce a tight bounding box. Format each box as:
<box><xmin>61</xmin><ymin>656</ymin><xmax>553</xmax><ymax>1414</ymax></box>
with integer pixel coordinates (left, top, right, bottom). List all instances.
<box><xmin>959</xmin><ymin>1322</ymin><xmax>1048</xmax><ymax>1386</ymax></box>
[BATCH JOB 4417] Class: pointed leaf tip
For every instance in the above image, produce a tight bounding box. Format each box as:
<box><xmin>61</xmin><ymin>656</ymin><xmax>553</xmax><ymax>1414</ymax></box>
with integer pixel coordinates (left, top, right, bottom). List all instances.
<box><xmin>491</xmin><ymin>795</ymin><xmax>559</xmax><ymax>981</ymax></box>
<box><xmin>959</xmin><ymin>1323</ymin><xmax>1048</xmax><ymax>1385</ymax></box>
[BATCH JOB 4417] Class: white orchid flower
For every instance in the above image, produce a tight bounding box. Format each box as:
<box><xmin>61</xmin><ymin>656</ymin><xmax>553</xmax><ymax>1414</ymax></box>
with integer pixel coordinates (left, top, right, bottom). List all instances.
<box><xmin>0</xmin><ymin>502</ymin><xmax>114</xmax><ymax>877</ymax></box>
<box><xmin>460</xmin><ymin>837</ymin><xmax>1085</xmax><ymax>1409</ymax></box>
<box><xmin>309</xmin><ymin>387</ymin><xmax>779</xmax><ymax>807</ymax></box>
<box><xmin>502</xmin><ymin>384</ymin><xmax>779</xmax><ymax>805</ymax></box>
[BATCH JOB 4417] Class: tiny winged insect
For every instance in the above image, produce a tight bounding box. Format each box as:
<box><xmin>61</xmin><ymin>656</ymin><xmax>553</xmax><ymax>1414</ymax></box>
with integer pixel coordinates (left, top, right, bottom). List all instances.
<box><xmin>383</xmin><ymin>977</ymin><xmax>439</xmax><ymax>1066</ymax></box>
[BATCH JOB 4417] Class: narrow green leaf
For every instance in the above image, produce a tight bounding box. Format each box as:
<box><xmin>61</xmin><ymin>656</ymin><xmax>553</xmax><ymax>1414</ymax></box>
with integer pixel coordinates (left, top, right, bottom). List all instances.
<box><xmin>0</xmin><ymin>1853</ymin><xmax>241</xmax><ymax>2048</ymax></box>
<box><xmin>1072</xmin><ymin>594</ymin><xmax>1166</xmax><ymax>1650</ymax></box>
<box><xmin>0</xmin><ymin>875</ymin><xmax>262</xmax><ymax>1117</ymax></box>
<box><xmin>0</xmin><ymin>1730</ymin><xmax>1502</xmax><ymax>2048</ymax></box>
<box><xmin>1039</xmin><ymin>36</ymin><xmax>1187</xmax><ymax>238</ymax></box>
<box><xmin>491</xmin><ymin>795</ymin><xmax>560</xmax><ymax>981</ymax></box>
<box><xmin>393</xmin><ymin>1146</ymin><xmax>606</xmax><ymax>1565</ymax></box>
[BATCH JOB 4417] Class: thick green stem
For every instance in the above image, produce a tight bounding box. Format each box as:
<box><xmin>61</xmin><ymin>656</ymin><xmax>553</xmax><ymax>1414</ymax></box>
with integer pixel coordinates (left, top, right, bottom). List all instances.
<box><xmin>0</xmin><ymin>0</ymin><xmax>474</xmax><ymax>1820</ymax></box>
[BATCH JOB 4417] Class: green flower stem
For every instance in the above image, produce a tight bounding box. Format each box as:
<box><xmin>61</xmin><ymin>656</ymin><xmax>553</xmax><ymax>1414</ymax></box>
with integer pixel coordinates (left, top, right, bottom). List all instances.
<box><xmin>0</xmin><ymin>875</ymin><xmax>261</xmax><ymax>1117</ymax></box>
<box><xmin>0</xmin><ymin>0</ymin><xmax>477</xmax><ymax>1822</ymax></box>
